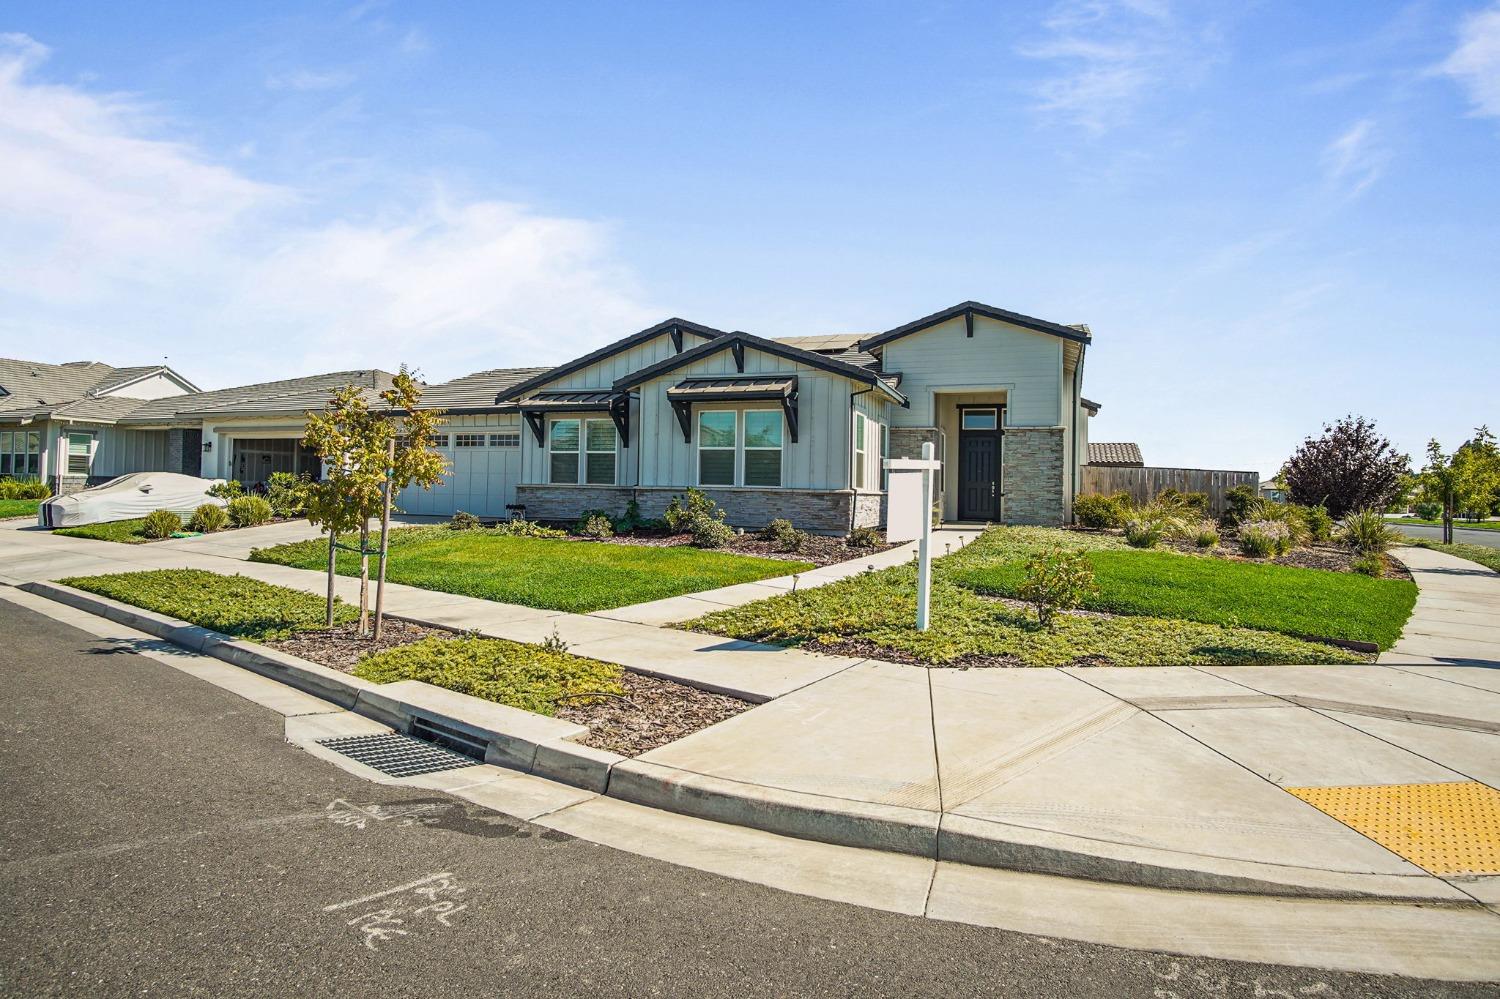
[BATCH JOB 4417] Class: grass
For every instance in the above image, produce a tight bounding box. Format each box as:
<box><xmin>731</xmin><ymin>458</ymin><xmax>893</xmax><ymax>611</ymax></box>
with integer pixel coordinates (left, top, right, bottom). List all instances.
<box><xmin>950</xmin><ymin>546</ymin><xmax>1416</xmax><ymax>649</ymax></box>
<box><xmin>687</xmin><ymin>562</ymin><xmax>1364</xmax><ymax>667</ymax></box>
<box><xmin>0</xmin><ymin>498</ymin><xmax>40</xmax><ymax>519</ymax></box>
<box><xmin>1407</xmin><ymin>540</ymin><xmax>1500</xmax><ymax>574</ymax></box>
<box><xmin>59</xmin><ymin>569</ymin><xmax>354</xmax><ymax>641</ymax></box>
<box><xmin>249</xmin><ymin>525</ymin><xmax>814</xmax><ymax>613</ymax></box>
<box><xmin>1389</xmin><ymin>517</ymin><xmax>1500</xmax><ymax>533</ymax></box>
<box><xmin>355</xmin><ymin>636</ymin><xmax>622</xmax><ymax>716</ymax></box>
<box><xmin>53</xmin><ymin>517</ymin><xmax>162</xmax><ymax>543</ymax></box>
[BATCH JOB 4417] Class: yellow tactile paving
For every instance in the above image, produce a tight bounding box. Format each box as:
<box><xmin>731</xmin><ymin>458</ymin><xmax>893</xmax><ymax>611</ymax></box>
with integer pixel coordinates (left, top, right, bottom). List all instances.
<box><xmin>1286</xmin><ymin>781</ymin><xmax>1500</xmax><ymax>877</ymax></box>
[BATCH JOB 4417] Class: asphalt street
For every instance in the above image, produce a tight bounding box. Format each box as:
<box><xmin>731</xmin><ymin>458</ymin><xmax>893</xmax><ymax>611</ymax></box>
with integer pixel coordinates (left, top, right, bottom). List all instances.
<box><xmin>1394</xmin><ymin>523</ymin><xmax>1500</xmax><ymax>549</ymax></box>
<box><xmin>0</xmin><ymin>600</ymin><xmax>1492</xmax><ymax>999</ymax></box>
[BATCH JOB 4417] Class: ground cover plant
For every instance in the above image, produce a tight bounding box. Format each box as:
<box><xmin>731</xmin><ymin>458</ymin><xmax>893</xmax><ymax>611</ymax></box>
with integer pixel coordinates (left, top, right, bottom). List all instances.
<box><xmin>251</xmin><ymin>525</ymin><xmax>812</xmax><ymax>613</ymax></box>
<box><xmin>59</xmin><ymin>569</ymin><xmax>355</xmax><ymax>641</ymax></box>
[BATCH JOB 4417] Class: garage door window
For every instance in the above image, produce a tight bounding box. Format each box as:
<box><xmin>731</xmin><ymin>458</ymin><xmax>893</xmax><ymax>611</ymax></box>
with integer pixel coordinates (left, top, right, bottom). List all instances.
<box><xmin>455</xmin><ymin>433</ymin><xmax>485</xmax><ymax>447</ymax></box>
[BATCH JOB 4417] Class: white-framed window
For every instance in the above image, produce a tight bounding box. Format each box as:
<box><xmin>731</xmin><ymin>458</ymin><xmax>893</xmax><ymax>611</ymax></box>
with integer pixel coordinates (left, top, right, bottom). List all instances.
<box><xmin>455</xmin><ymin>433</ymin><xmax>485</xmax><ymax>448</ymax></box>
<box><xmin>490</xmin><ymin>432</ymin><xmax>520</xmax><ymax>448</ymax></box>
<box><xmin>549</xmin><ymin>419</ymin><xmax>580</xmax><ymax>484</ymax></box>
<box><xmin>698</xmin><ymin>410</ymin><xmax>737</xmax><ymax>486</ymax></box>
<box><xmin>66</xmin><ymin>431</ymin><xmax>93</xmax><ymax>475</ymax></box>
<box><xmin>879</xmin><ymin>422</ymin><xmax>889</xmax><ymax>491</ymax></box>
<box><xmin>853</xmin><ymin>413</ymin><xmax>867</xmax><ymax>489</ymax></box>
<box><xmin>743</xmin><ymin>410</ymin><xmax>782</xmax><ymax>487</ymax></box>
<box><xmin>0</xmin><ymin>431</ymin><xmax>41</xmax><ymax>476</ymax></box>
<box><xmin>584</xmin><ymin>419</ymin><xmax>617</xmax><ymax>485</ymax></box>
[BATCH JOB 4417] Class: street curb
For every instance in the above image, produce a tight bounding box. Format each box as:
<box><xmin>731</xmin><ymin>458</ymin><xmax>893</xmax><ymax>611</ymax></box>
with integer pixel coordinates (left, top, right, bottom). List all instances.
<box><xmin>15</xmin><ymin>581</ymin><xmax>1477</xmax><ymax>906</ymax></box>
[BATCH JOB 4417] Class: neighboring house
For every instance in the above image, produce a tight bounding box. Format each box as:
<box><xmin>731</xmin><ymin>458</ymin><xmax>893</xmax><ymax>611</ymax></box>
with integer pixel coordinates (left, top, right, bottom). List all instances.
<box><xmin>1260</xmin><ymin>481</ymin><xmax>1288</xmax><ymax>503</ymax></box>
<box><xmin>1086</xmin><ymin>441</ymin><xmax>1144</xmax><ymax>467</ymax></box>
<box><xmin>4</xmin><ymin>300</ymin><xmax>1099</xmax><ymax>532</ymax></box>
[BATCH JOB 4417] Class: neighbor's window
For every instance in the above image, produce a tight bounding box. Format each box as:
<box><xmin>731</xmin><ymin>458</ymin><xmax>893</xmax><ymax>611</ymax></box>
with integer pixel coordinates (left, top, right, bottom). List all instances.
<box><xmin>66</xmin><ymin>432</ymin><xmax>92</xmax><ymax>475</ymax></box>
<box><xmin>489</xmin><ymin>432</ymin><xmax>520</xmax><ymax>448</ymax></box>
<box><xmin>584</xmin><ymin>419</ymin><xmax>617</xmax><ymax>485</ymax></box>
<box><xmin>24</xmin><ymin>431</ymin><xmax>40</xmax><ymax>475</ymax></box>
<box><xmin>455</xmin><ymin>433</ymin><xmax>485</xmax><ymax>447</ymax></box>
<box><xmin>0</xmin><ymin>431</ymin><xmax>10</xmax><ymax>475</ymax></box>
<box><xmin>853</xmin><ymin>413</ymin><xmax>867</xmax><ymax>489</ymax></box>
<box><xmin>698</xmin><ymin>411</ymin><xmax>736</xmax><ymax>486</ymax></box>
<box><xmin>962</xmin><ymin>409</ymin><xmax>998</xmax><ymax>431</ymax></box>
<box><xmin>743</xmin><ymin>410</ymin><xmax>782</xmax><ymax>487</ymax></box>
<box><xmin>549</xmin><ymin>419</ymin><xmax>580</xmax><ymax>483</ymax></box>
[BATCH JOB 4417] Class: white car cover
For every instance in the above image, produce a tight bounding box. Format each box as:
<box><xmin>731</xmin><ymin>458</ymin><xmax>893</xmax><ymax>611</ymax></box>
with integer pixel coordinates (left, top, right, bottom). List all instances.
<box><xmin>39</xmin><ymin>473</ymin><xmax>228</xmax><ymax>529</ymax></box>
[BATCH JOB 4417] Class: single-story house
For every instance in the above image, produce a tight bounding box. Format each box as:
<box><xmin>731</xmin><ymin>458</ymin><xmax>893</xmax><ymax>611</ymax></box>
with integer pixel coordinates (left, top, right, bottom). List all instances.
<box><xmin>3</xmin><ymin>300</ymin><xmax>1099</xmax><ymax>533</ymax></box>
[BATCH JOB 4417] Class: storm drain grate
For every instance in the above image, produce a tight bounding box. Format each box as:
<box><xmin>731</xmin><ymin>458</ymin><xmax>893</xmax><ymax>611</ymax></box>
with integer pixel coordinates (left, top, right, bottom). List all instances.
<box><xmin>317</xmin><ymin>733</ymin><xmax>480</xmax><ymax>778</ymax></box>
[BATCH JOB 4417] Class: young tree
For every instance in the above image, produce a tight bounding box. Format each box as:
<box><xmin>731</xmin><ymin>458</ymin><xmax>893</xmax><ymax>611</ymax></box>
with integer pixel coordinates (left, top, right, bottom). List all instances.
<box><xmin>1281</xmin><ymin>415</ymin><xmax>1409</xmax><ymax>518</ymax></box>
<box><xmin>1419</xmin><ymin>427</ymin><xmax>1500</xmax><ymax>543</ymax></box>
<box><xmin>301</xmin><ymin>368</ymin><xmax>447</xmax><ymax>634</ymax></box>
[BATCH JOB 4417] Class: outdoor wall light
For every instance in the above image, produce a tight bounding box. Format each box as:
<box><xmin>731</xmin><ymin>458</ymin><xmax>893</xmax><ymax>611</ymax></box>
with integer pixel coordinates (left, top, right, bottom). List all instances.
<box><xmin>202</xmin><ymin>441</ymin><xmax>213</xmax><ymax>453</ymax></box>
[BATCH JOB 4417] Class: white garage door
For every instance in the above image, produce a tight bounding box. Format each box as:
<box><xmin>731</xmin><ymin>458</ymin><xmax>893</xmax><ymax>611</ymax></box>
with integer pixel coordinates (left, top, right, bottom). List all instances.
<box><xmin>396</xmin><ymin>430</ymin><xmax>522</xmax><ymax>518</ymax></box>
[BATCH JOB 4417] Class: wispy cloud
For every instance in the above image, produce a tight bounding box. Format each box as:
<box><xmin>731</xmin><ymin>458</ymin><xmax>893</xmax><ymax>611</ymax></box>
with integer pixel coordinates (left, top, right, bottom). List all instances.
<box><xmin>266</xmin><ymin>68</ymin><xmax>357</xmax><ymax>92</ymax></box>
<box><xmin>0</xmin><ymin>34</ymin><xmax>654</xmax><ymax>384</ymax></box>
<box><xmin>1320</xmin><ymin>118</ymin><xmax>1388</xmax><ymax>199</ymax></box>
<box><xmin>1017</xmin><ymin>0</ymin><xmax>1220</xmax><ymax>134</ymax></box>
<box><xmin>1438</xmin><ymin>3</ymin><xmax>1500</xmax><ymax>118</ymax></box>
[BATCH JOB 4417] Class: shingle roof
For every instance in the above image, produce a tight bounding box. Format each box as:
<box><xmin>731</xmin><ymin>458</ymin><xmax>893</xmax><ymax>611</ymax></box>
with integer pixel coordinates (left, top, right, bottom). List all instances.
<box><xmin>1087</xmin><ymin>442</ymin><xmax>1144</xmax><ymax>467</ymax></box>
<box><xmin>0</xmin><ymin>358</ymin><xmax>115</xmax><ymax>414</ymax></box>
<box><xmin>420</xmin><ymin>367</ymin><xmax>550</xmax><ymax>410</ymax></box>
<box><xmin>125</xmin><ymin>370</ymin><xmax>396</xmax><ymax>422</ymax></box>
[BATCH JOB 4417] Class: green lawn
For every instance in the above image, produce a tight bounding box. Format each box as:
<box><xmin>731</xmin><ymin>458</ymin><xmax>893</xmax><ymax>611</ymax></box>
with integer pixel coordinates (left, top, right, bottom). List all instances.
<box><xmin>0</xmin><ymin>498</ymin><xmax>40</xmax><ymax>519</ymax></box>
<box><xmin>250</xmin><ymin>525</ymin><xmax>814</xmax><ymax>613</ymax></box>
<box><xmin>53</xmin><ymin>517</ymin><xmax>160</xmax><ymax>543</ymax></box>
<box><xmin>1407</xmin><ymin>540</ymin><xmax>1500</xmax><ymax>574</ymax></box>
<box><xmin>59</xmin><ymin>569</ymin><xmax>354</xmax><ymax>641</ymax></box>
<box><xmin>688</xmin><ymin>563</ymin><xmax>1364</xmax><ymax>667</ymax></box>
<box><xmin>950</xmin><ymin>547</ymin><xmax>1416</xmax><ymax>649</ymax></box>
<box><xmin>1390</xmin><ymin>517</ymin><xmax>1500</xmax><ymax>532</ymax></box>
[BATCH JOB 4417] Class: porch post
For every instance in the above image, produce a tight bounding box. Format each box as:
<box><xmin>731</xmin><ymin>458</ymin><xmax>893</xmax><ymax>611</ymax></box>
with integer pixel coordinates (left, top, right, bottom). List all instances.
<box><xmin>917</xmin><ymin>441</ymin><xmax>934</xmax><ymax>632</ymax></box>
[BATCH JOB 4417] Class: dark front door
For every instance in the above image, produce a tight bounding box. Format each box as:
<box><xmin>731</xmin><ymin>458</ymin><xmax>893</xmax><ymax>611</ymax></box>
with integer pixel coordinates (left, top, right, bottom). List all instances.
<box><xmin>957</xmin><ymin>408</ymin><xmax>1002</xmax><ymax>521</ymax></box>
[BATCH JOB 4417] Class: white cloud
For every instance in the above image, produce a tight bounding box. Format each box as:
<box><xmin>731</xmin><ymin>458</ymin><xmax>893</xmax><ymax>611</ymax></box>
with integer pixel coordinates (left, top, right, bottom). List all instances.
<box><xmin>0</xmin><ymin>34</ymin><xmax>655</xmax><ymax>386</ymax></box>
<box><xmin>1439</xmin><ymin>4</ymin><xmax>1500</xmax><ymax>118</ymax></box>
<box><xmin>1018</xmin><ymin>0</ymin><xmax>1218</xmax><ymax>134</ymax></box>
<box><xmin>1321</xmin><ymin>118</ymin><xmax>1388</xmax><ymax>199</ymax></box>
<box><xmin>265</xmin><ymin>68</ymin><xmax>357</xmax><ymax>91</ymax></box>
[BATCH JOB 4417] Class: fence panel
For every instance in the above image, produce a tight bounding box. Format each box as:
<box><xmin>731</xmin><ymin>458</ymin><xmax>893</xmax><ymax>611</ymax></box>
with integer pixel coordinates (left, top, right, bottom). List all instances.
<box><xmin>1080</xmin><ymin>466</ymin><xmax>1260</xmax><ymax>517</ymax></box>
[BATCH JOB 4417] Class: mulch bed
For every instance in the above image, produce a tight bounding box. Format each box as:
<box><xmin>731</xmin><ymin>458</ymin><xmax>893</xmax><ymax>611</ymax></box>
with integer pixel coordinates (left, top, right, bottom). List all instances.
<box><xmin>599</xmin><ymin>529</ymin><xmax>897</xmax><ymax>567</ymax></box>
<box><xmin>266</xmin><ymin>619</ymin><xmax>750</xmax><ymax>757</ymax></box>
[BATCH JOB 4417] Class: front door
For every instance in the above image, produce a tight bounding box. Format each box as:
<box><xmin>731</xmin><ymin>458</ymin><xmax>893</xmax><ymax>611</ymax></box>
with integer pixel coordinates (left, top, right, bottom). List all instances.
<box><xmin>957</xmin><ymin>408</ymin><xmax>1002</xmax><ymax>521</ymax></box>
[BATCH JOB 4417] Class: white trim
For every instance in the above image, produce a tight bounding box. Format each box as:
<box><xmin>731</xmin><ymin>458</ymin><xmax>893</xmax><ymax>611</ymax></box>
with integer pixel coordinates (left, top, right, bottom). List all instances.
<box><xmin>547</xmin><ymin>417</ymin><xmax>581</xmax><ymax>485</ymax></box>
<box><xmin>583</xmin><ymin>417</ymin><xmax>618</xmax><ymax>486</ymax></box>
<box><xmin>696</xmin><ymin>409</ymin><xmax>738</xmax><ymax>487</ymax></box>
<box><xmin>742</xmin><ymin>408</ymin><xmax>784</xmax><ymax>488</ymax></box>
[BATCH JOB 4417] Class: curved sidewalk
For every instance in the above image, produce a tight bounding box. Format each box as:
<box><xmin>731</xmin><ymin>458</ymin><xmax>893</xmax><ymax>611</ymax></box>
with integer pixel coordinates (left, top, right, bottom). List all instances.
<box><xmin>1380</xmin><ymin>544</ymin><xmax>1500</xmax><ymax>667</ymax></box>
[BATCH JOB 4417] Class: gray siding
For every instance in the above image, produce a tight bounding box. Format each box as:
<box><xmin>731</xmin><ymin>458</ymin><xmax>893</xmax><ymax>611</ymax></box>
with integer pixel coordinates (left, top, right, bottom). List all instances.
<box><xmin>90</xmin><ymin>427</ymin><xmax>172</xmax><ymax>477</ymax></box>
<box><xmin>544</xmin><ymin>331</ymin><xmax>703</xmax><ymax>391</ymax></box>
<box><xmin>881</xmin><ymin>314</ymin><xmax>1063</xmax><ymax>427</ymax></box>
<box><xmin>398</xmin><ymin>413</ymin><xmax>523</xmax><ymax>518</ymax></box>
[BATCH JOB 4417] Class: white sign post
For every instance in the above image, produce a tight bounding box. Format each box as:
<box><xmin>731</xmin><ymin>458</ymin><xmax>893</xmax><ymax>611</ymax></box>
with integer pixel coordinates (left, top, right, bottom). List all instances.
<box><xmin>883</xmin><ymin>442</ymin><xmax>941</xmax><ymax>632</ymax></box>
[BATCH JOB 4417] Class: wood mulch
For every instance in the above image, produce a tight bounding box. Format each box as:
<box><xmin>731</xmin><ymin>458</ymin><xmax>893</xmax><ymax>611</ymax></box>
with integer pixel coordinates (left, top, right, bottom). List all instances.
<box><xmin>599</xmin><ymin>529</ymin><xmax>897</xmax><ymax>567</ymax></box>
<box><xmin>265</xmin><ymin>619</ymin><xmax>750</xmax><ymax>757</ymax></box>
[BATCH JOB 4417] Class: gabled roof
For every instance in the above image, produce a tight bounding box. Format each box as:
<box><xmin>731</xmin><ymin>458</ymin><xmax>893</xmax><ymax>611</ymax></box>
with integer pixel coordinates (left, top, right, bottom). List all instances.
<box><xmin>858</xmin><ymin>301</ymin><xmax>1093</xmax><ymax>353</ymax></box>
<box><xmin>0</xmin><ymin>357</ymin><xmax>197</xmax><ymax>422</ymax></box>
<box><xmin>1087</xmin><ymin>442</ymin><xmax>1143</xmax><ymax>467</ymax></box>
<box><xmin>92</xmin><ymin>365</ymin><xmax>201</xmax><ymax>396</ymax></box>
<box><xmin>497</xmin><ymin>318</ymin><xmax>727</xmax><ymax>404</ymax></box>
<box><xmin>614</xmin><ymin>330</ymin><xmax>908</xmax><ymax>405</ymax></box>
<box><xmin>123</xmin><ymin>370</ymin><xmax>397</xmax><ymax>423</ymax></box>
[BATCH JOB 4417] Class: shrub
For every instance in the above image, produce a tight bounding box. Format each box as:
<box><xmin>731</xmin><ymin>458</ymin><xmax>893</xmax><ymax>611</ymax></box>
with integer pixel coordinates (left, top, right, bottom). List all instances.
<box><xmin>187</xmin><ymin>503</ymin><xmax>230</xmax><ymax>533</ymax></box>
<box><xmin>848</xmin><ymin>526</ymin><xmax>882</xmax><ymax>549</ymax></box>
<box><xmin>1340</xmin><ymin>508</ymin><xmax>1401</xmax><ymax>555</ymax></box>
<box><xmin>141</xmin><ymin>509</ymin><xmax>182</xmax><ymax>539</ymax></box>
<box><xmin>1299</xmin><ymin>504</ymin><xmax>1334</xmax><ymax>543</ymax></box>
<box><xmin>1123</xmin><ymin>518</ymin><xmax>1165</xmax><ymax>549</ymax></box>
<box><xmin>1255</xmin><ymin>501</ymin><xmax>1310</xmax><ymax>547</ymax></box>
<box><xmin>207</xmin><ymin>479</ymin><xmax>244</xmax><ymax>500</ymax></box>
<box><xmin>1414</xmin><ymin>500</ymin><xmax>1442</xmax><ymax>521</ymax></box>
<box><xmin>1351</xmin><ymin>553</ymin><xmax>1386</xmax><ymax>577</ymax></box>
<box><xmin>613</xmin><ymin>499</ymin><xmax>644</xmax><ymax>533</ymax></box>
<box><xmin>1159</xmin><ymin>489</ymin><xmax>1209</xmax><ymax>516</ymax></box>
<box><xmin>1193</xmin><ymin>520</ymin><xmax>1220</xmax><ymax>548</ymax></box>
<box><xmin>1074</xmin><ymin>492</ymin><xmax>1130</xmax><ymax>529</ymax></box>
<box><xmin>576</xmin><ymin>511</ymin><xmax>615</xmax><ymax>539</ymax></box>
<box><xmin>0</xmin><ymin>477</ymin><xmax>51</xmax><ymax>499</ymax></box>
<box><xmin>449</xmin><ymin>510</ymin><xmax>481</xmax><ymax>530</ymax></box>
<box><xmin>265</xmin><ymin>472</ymin><xmax>310</xmax><ymax>517</ymax></box>
<box><xmin>226</xmin><ymin>495</ymin><xmax>273</xmax><ymax>528</ymax></box>
<box><xmin>664</xmin><ymin>487</ymin><xmax>720</xmax><ymax>532</ymax></box>
<box><xmin>689</xmin><ymin>512</ymin><xmax>734</xmax><ymax>549</ymax></box>
<box><xmin>492</xmin><ymin>518</ymin><xmax>567</xmax><ymax>539</ymax></box>
<box><xmin>1238</xmin><ymin>520</ymin><xmax>1291</xmax><ymax>558</ymax></box>
<box><xmin>761</xmin><ymin>518</ymin><xmax>806</xmax><ymax>552</ymax></box>
<box><xmin>1220</xmin><ymin>485</ymin><xmax>1259</xmax><ymax>527</ymax></box>
<box><xmin>1282</xmin><ymin>415</ymin><xmax>1409</xmax><ymax>517</ymax></box>
<box><xmin>1017</xmin><ymin>547</ymin><xmax>1097</xmax><ymax>628</ymax></box>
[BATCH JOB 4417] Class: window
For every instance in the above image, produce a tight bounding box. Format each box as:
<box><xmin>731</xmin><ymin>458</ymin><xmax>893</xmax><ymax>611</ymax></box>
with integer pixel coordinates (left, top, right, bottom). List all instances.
<box><xmin>879</xmin><ymin>423</ymin><xmax>889</xmax><ymax>491</ymax></box>
<box><xmin>743</xmin><ymin>410</ymin><xmax>782</xmax><ymax>487</ymax></box>
<box><xmin>490</xmin><ymin>432</ymin><xmax>520</xmax><ymax>448</ymax></box>
<box><xmin>427</xmin><ymin>433</ymin><xmax>450</xmax><ymax>448</ymax></box>
<box><xmin>455</xmin><ymin>433</ymin><xmax>485</xmax><ymax>447</ymax></box>
<box><xmin>0</xmin><ymin>432</ymin><xmax>9</xmax><ymax>475</ymax></box>
<box><xmin>584</xmin><ymin>419</ymin><xmax>617</xmax><ymax>485</ymax></box>
<box><xmin>3</xmin><ymin>431</ymin><xmax>41</xmax><ymax>476</ymax></box>
<box><xmin>67</xmin><ymin>432</ymin><xmax>93</xmax><ymax>475</ymax></box>
<box><xmin>549</xmin><ymin>419</ymin><xmax>579</xmax><ymax>483</ymax></box>
<box><xmin>698</xmin><ymin>411</ymin><xmax>736</xmax><ymax>486</ymax></box>
<box><xmin>962</xmin><ymin>409</ymin><xmax>998</xmax><ymax>431</ymax></box>
<box><xmin>853</xmin><ymin>414</ymin><xmax>867</xmax><ymax>489</ymax></box>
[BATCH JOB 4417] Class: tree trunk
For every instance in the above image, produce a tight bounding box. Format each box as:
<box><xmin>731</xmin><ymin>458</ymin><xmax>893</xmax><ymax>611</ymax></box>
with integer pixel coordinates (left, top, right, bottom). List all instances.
<box><xmin>325</xmin><ymin>529</ymin><xmax>337</xmax><ymax>628</ymax></box>
<box><xmin>1443</xmin><ymin>495</ymin><xmax>1454</xmax><ymax>545</ymax></box>
<box><xmin>358</xmin><ymin>521</ymin><xmax>370</xmax><ymax>636</ymax></box>
<box><xmin>373</xmin><ymin>438</ymin><xmax>396</xmax><ymax>640</ymax></box>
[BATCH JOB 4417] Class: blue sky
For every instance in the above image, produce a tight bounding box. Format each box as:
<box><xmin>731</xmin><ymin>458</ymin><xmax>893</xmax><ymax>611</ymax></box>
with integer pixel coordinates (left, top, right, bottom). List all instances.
<box><xmin>2</xmin><ymin>2</ymin><xmax>1496</xmax><ymax>476</ymax></box>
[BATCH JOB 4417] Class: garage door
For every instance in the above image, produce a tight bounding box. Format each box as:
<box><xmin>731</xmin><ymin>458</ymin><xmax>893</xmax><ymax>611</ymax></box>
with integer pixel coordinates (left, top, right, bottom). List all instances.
<box><xmin>396</xmin><ymin>430</ymin><xmax>521</xmax><ymax>518</ymax></box>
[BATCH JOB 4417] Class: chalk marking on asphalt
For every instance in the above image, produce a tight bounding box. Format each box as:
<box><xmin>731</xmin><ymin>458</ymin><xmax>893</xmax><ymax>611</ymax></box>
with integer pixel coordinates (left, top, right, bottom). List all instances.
<box><xmin>323</xmin><ymin>872</ymin><xmax>454</xmax><ymax>912</ymax></box>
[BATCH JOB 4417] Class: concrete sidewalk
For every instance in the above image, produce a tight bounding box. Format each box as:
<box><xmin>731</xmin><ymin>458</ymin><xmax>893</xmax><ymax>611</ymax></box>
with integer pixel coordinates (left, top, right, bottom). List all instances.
<box><xmin>1380</xmin><ymin>544</ymin><xmax>1500</xmax><ymax>668</ymax></box>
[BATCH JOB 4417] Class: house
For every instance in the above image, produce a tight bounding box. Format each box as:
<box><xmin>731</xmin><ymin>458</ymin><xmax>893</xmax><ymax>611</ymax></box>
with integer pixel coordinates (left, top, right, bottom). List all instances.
<box><xmin>1086</xmin><ymin>442</ymin><xmax>1144</xmax><ymax>467</ymax></box>
<box><xmin>1260</xmin><ymin>480</ymin><xmax>1288</xmax><ymax>503</ymax></box>
<box><xmin>3</xmin><ymin>300</ymin><xmax>1098</xmax><ymax>533</ymax></box>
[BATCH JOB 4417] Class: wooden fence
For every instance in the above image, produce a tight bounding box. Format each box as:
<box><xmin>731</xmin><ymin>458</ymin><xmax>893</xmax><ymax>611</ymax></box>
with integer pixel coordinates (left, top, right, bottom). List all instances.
<box><xmin>1080</xmin><ymin>466</ymin><xmax>1260</xmax><ymax>517</ymax></box>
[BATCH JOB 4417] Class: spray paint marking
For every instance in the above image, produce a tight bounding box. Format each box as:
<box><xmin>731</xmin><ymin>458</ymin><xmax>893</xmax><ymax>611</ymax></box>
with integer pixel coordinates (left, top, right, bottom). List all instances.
<box><xmin>324</xmin><ymin>872</ymin><xmax>470</xmax><ymax>951</ymax></box>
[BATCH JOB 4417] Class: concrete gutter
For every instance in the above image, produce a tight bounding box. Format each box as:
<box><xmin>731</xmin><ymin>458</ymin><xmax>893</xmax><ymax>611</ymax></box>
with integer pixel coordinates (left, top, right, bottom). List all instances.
<box><xmin>17</xmin><ymin>580</ymin><xmax>1480</xmax><ymax>905</ymax></box>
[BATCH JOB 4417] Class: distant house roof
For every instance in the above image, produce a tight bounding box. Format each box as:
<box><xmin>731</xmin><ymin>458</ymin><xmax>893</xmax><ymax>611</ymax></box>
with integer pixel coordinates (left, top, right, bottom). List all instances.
<box><xmin>128</xmin><ymin>370</ymin><xmax>397</xmax><ymax>422</ymax></box>
<box><xmin>0</xmin><ymin>357</ymin><xmax>198</xmax><ymax>423</ymax></box>
<box><xmin>1087</xmin><ymin>442</ymin><xmax>1143</xmax><ymax>467</ymax></box>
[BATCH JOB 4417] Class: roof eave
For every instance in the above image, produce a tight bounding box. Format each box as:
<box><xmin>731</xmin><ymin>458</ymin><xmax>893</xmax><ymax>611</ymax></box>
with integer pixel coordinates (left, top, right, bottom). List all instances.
<box><xmin>859</xmin><ymin>301</ymin><xmax>1093</xmax><ymax>353</ymax></box>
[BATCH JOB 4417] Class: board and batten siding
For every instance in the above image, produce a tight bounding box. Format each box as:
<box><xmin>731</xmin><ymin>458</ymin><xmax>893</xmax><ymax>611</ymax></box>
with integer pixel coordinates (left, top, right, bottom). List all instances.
<box><xmin>89</xmin><ymin>427</ymin><xmax>172</xmax><ymax>477</ymax></box>
<box><xmin>399</xmin><ymin>413</ymin><xmax>523</xmax><ymax>517</ymax></box>
<box><xmin>880</xmin><ymin>314</ymin><xmax>1062</xmax><ymax>428</ymax></box>
<box><xmin>634</xmin><ymin>346</ymin><xmax>859</xmax><ymax>491</ymax></box>
<box><xmin>541</xmin><ymin>330</ymin><xmax>709</xmax><ymax>392</ymax></box>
